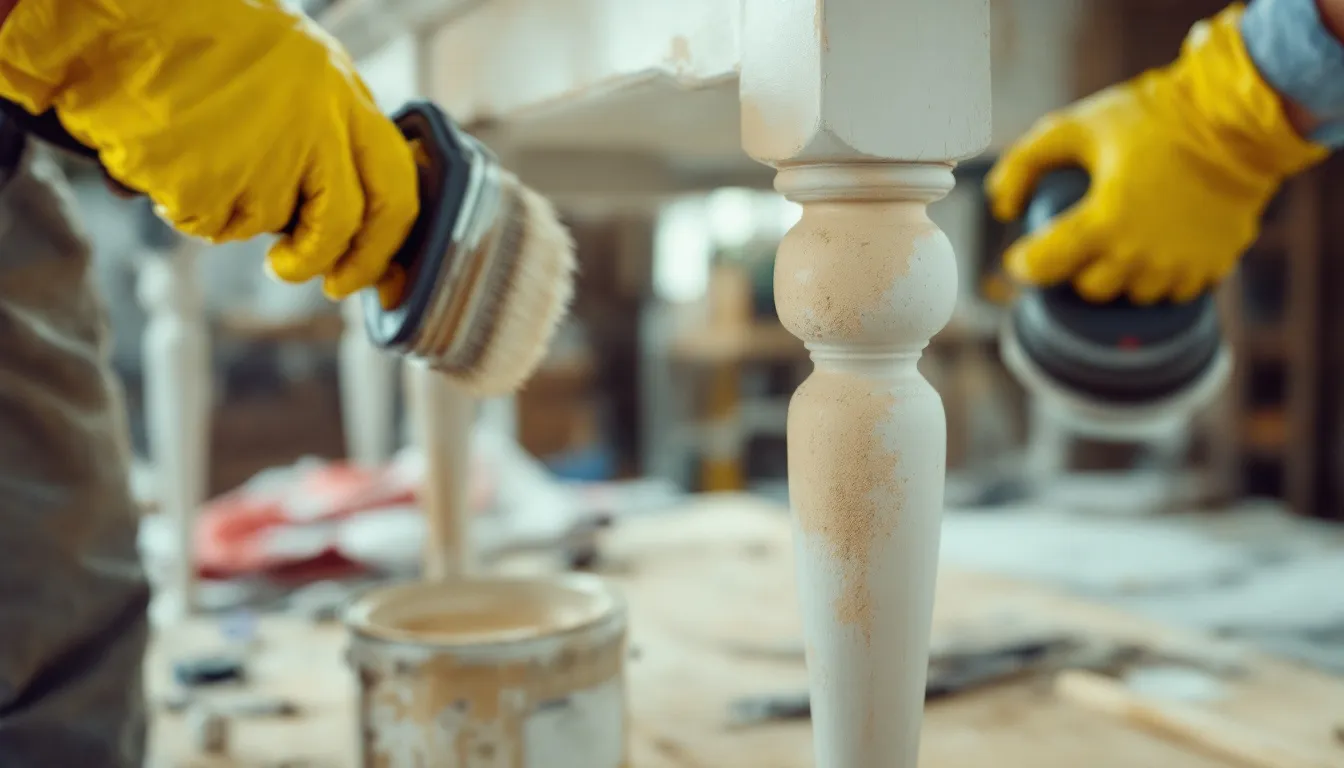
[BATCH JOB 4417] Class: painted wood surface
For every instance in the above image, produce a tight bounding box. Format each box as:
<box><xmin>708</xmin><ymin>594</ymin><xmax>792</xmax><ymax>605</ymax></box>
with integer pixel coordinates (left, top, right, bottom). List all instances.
<box><xmin>740</xmin><ymin>1</ymin><xmax>991</xmax><ymax>764</ymax></box>
<box><xmin>148</xmin><ymin>496</ymin><xmax>1344</xmax><ymax>767</ymax></box>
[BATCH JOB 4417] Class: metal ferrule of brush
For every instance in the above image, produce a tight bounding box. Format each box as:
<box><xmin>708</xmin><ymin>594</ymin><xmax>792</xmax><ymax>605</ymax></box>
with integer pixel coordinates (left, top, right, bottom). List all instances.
<box><xmin>361</xmin><ymin>101</ymin><xmax>510</xmax><ymax>375</ymax></box>
<box><xmin>404</xmin><ymin>138</ymin><xmax>508</xmax><ymax>371</ymax></box>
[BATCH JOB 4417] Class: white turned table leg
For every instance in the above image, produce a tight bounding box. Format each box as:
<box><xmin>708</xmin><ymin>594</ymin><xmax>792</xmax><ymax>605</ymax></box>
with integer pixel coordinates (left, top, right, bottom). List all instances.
<box><xmin>406</xmin><ymin>361</ymin><xmax>476</xmax><ymax>580</ymax></box>
<box><xmin>138</xmin><ymin>238</ymin><xmax>210</xmax><ymax>621</ymax></box>
<box><xmin>776</xmin><ymin>164</ymin><xmax>959</xmax><ymax>765</ymax></box>
<box><xmin>339</xmin><ymin>297</ymin><xmax>398</xmax><ymax>466</ymax></box>
<box><xmin>741</xmin><ymin>1</ymin><xmax>991</xmax><ymax>765</ymax></box>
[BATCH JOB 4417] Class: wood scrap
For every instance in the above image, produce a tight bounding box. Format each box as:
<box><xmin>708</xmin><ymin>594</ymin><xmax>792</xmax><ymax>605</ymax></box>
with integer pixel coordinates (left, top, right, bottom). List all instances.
<box><xmin>1055</xmin><ymin>670</ymin><xmax>1339</xmax><ymax>768</ymax></box>
<box><xmin>186</xmin><ymin>707</ymin><xmax>230</xmax><ymax>756</ymax></box>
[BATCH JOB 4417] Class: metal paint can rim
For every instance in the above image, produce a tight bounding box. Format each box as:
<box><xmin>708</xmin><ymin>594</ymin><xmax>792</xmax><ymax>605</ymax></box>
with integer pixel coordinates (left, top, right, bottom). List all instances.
<box><xmin>344</xmin><ymin>574</ymin><xmax>627</xmax><ymax>654</ymax></box>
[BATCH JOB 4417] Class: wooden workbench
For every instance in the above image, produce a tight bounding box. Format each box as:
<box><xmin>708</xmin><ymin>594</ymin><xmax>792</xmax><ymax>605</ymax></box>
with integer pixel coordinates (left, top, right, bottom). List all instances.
<box><xmin>149</xmin><ymin>494</ymin><xmax>1344</xmax><ymax>767</ymax></box>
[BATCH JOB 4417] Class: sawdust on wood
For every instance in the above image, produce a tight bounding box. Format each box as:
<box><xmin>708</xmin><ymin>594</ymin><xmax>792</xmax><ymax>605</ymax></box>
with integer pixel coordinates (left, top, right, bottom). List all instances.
<box><xmin>788</xmin><ymin>370</ymin><xmax>904</xmax><ymax>646</ymax></box>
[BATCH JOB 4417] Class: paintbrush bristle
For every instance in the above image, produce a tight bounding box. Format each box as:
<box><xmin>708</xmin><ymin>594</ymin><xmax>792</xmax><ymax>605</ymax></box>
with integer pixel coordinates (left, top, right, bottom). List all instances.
<box><xmin>444</xmin><ymin>176</ymin><xmax>576</xmax><ymax>395</ymax></box>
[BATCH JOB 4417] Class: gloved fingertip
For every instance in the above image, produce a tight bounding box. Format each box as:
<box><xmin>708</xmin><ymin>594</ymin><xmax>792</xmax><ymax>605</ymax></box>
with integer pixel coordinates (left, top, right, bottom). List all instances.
<box><xmin>984</xmin><ymin>170</ymin><xmax>1023</xmax><ymax>222</ymax></box>
<box><xmin>1003</xmin><ymin>247</ymin><xmax>1039</xmax><ymax>284</ymax></box>
<box><xmin>377</xmin><ymin>264</ymin><xmax>409</xmax><ymax>311</ymax></box>
<box><xmin>323</xmin><ymin>251</ymin><xmax>389</xmax><ymax>300</ymax></box>
<box><xmin>266</xmin><ymin>248</ymin><xmax>319</xmax><ymax>284</ymax></box>
<box><xmin>1128</xmin><ymin>273</ymin><xmax>1173</xmax><ymax>306</ymax></box>
<box><xmin>1074</xmin><ymin>270</ymin><xmax>1124</xmax><ymax>303</ymax></box>
<box><xmin>1170</xmin><ymin>281</ymin><xmax>1205</xmax><ymax>304</ymax></box>
<box><xmin>261</xmin><ymin>257</ymin><xmax>282</xmax><ymax>283</ymax></box>
<box><xmin>172</xmin><ymin>218</ymin><xmax>210</xmax><ymax>241</ymax></box>
<box><xmin>992</xmin><ymin>199</ymin><xmax>1022</xmax><ymax>223</ymax></box>
<box><xmin>1169</xmin><ymin>267</ymin><xmax>1212</xmax><ymax>303</ymax></box>
<box><xmin>320</xmin><ymin>276</ymin><xmax>355</xmax><ymax>302</ymax></box>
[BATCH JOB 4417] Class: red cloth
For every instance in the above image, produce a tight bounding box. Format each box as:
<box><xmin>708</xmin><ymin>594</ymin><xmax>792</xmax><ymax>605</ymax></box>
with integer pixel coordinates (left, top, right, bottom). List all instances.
<box><xmin>195</xmin><ymin>461</ymin><xmax>418</xmax><ymax>578</ymax></box>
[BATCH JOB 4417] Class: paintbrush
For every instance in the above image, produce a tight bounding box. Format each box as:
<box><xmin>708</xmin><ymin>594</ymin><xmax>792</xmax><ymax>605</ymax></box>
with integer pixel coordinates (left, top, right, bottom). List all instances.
<box><xmin>364</xmin><ymin>101</ymin><xmax>574</xmax><ymax>395</ymax></box>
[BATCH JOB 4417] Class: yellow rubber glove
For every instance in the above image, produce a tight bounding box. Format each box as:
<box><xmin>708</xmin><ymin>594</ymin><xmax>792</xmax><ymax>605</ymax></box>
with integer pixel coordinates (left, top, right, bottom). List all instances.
<box><xmin>0</xmin><ymin>0</ymin><xmax>418</xmax><ymax>302</ymax></box>
<box><xmin>985</xmin><ymin>4</ymin><xmax>1327</xmax><ymax>304</ymax></box>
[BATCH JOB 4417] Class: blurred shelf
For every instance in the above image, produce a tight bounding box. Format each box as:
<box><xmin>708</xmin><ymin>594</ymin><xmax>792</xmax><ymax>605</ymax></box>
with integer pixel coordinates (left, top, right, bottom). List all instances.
<box><xmin>1241</xmin><ymin>409</ymin><xmax>1288</xmax><ymax>455</ymax></box>
<box><xmin>1241</xmin><ymin>328</ymin><xmax>1292</xmax><ymax>361</ymax></box>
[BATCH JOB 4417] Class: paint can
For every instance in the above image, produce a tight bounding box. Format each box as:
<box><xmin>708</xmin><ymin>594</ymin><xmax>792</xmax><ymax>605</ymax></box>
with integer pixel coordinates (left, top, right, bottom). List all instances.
<box><xmin>345</xmin><ymin>574</ymin><xmax>628</xmax><ymax>768</ymax></box>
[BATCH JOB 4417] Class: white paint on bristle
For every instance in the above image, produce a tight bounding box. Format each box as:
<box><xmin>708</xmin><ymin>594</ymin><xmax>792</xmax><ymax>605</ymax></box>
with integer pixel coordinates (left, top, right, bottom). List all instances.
<box><xmin>455</xmin><ymin>178</ymin><xmax>576</xmax><ymax>396</ymax></box>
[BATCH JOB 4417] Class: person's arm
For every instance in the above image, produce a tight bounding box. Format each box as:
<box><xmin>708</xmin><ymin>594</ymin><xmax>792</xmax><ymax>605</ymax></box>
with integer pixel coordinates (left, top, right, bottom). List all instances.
<box><xmin>1246</xmin><ymin>0</ymin><xmax>1344</xmax><ymax>145</ymax></box>
<box><xmin>1283</xmin><ymin>1</ymin><xmax>1344</xmax><ymax>133</ymax></box>
<box><xmin>1319</xmin><ymin>0</ymin><xmax>1344</xmax><ymax>41</ymax></box>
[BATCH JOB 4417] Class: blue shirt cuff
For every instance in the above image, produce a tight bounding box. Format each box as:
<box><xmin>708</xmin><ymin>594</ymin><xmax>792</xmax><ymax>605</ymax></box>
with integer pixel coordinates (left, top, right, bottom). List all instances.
<box><xmin>1242</xmin><ymin>0</ymin><xmax>1344</xmax><ymax>147</ymax></box>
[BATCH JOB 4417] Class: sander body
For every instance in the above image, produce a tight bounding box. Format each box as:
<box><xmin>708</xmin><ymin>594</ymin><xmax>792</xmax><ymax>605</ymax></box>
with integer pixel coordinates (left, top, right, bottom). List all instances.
<box><xmin>999</xmin><ymin>168</ymin><xmax>1232</xmax><ymax>440</ymax></box>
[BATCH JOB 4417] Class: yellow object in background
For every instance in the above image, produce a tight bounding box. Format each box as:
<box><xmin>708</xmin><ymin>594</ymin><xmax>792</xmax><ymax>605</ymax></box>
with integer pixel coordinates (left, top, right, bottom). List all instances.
<box><xmin>700</xmin><ymin>364</ymin><xmax>745</xmax><ymax>493</ymax></box>
<box><xmin>980</xmin><ymin>272</ymin><xmax>1018</xmax><ymax>306</ymax></box>
<box><xmin>985</xmin><ymin>4</ymin><xmax>1327</xmax><ymax>305</ymax></box>
<box><xmin>0</xmin><ymin>0</ymin><xmax>418</xmax><ymax>302</ymax></box>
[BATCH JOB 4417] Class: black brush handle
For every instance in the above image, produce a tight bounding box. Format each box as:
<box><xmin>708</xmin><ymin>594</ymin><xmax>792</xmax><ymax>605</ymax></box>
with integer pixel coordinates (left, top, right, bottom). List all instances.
<box><xmin>0</xmin><ymin>99</ymin><xmax>99</xmax><ymax>160</ymax></box>
<box><xmin>0</xmin><ymin>98</ymin><xmax>141</xmax><ymax>197</ymax></box>
<box><xmin>360</xmin><ymin>100</ymin><xmax>475</xmax><ymax>351</ymax></box>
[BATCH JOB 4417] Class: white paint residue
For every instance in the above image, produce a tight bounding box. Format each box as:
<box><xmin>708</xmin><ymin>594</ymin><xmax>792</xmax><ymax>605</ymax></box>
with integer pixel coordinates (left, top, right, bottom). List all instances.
<box><xmin>523</xmin><ymin>680</ymin><xmax>626</xmax><ymax>768</ymax></box>
<box><xmin>794</xmin><ymin>266</ymin><xmax>813</xmax><ymax>285</ymax></box>
<box><xmin>370</xmin><ymin>693</ymin><xmax>426</xmax><ymax>768</ymax></box>
<box><xmin>867</xmin><ymin>229</ymin><xmax>953</xmax><ymax>338</ymax></box>
<box><xmin>434</xmin><ymin>707</ymin><xmax>468</xmax><ymax>764</ymax></box>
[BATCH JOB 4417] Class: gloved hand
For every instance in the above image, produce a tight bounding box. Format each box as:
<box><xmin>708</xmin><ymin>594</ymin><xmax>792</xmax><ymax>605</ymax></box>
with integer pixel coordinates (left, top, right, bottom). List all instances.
<box><xmin>0</xmin><ymin>0</ymin><xmax>418</xmax><ymax>303</ymax></box>
<box><xmin>985</xmin><ymin>4</ymin><xmax>1327</xmax><ymax>304</ymax></box>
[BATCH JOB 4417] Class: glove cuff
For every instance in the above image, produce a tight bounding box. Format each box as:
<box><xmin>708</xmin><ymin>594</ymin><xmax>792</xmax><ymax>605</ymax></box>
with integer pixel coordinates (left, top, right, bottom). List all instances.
<box><xmin>0</xmin><ymin>1</ymin><xmax>121</xmax><ymax>115</ymax></box>
<box><xmin>1166</xmin><ymin>4</ymin><xmax>1329</xmax><ymax>182</ymax></box>
<box><xmin>1243</xmin><ymin>0</ymin><xmax>1344</xmax><ymax>148</ymax></box>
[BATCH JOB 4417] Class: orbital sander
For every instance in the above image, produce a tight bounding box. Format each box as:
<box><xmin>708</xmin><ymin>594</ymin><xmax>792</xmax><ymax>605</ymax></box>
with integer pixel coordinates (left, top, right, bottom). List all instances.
<box><xmin>999</xmin><ymin>168</ymin><xmax>1232</xmax><ymax>440</ymax></box>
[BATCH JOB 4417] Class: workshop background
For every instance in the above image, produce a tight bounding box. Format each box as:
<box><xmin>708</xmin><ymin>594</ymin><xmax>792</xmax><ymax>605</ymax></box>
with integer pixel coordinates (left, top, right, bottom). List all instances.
<box><xmin>53</xmin><ymin>0</ymin><xmax>1344</xmax><ymax>763</ymax></box>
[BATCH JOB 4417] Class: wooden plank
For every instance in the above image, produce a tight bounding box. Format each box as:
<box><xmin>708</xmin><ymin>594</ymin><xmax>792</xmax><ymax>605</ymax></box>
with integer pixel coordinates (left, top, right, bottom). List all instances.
<box><xmin>148</xmin><ymin>494</ymin><xmax>1344</xmax><ymax>766</ymax></box>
